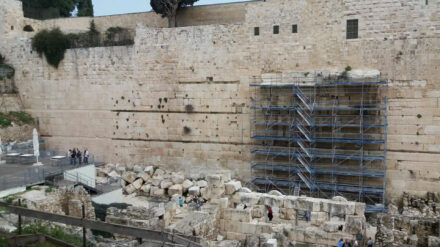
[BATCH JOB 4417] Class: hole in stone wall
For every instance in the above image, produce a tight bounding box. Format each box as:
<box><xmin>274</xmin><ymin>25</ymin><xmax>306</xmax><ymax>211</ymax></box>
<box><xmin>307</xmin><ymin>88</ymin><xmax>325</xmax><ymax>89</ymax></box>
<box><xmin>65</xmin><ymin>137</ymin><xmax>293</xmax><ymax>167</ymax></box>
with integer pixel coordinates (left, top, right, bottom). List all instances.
<box><xmin>23</xmin><ymin>25</ymin><xmax>34</xmax><ymax>32</ymax></box>
<box><xmin>185</xmin><ymin>104</ymin><xmax>194</xmax><ymax>112</ymax></box>
<box><xmin>254</xmin><ymin>27</ymin><xmax>259</xmax><ymax>36</ymax></box>
<box><xmin>183</xmin><ymin>126</ymin><xmax>191</xmax><ymax>135</ymax></box>
<box><xmin>273</xmin><ymin>25</ymin><xmax>279</xmax><ymax>34</ymax></box>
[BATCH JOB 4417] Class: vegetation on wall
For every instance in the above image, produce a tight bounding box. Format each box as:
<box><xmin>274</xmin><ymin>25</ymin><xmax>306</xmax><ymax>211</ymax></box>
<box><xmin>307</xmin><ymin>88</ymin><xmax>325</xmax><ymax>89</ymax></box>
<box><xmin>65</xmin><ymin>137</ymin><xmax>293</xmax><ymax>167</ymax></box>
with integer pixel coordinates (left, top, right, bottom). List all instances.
<box><xmin>32</xmin><ymin>28</ymin><xmax>70</xmax><ymax>68</ymax></box>
<box><xmin>21</xmin><ymin>0</ymin><xmax>93</xmax><ymax>20</ymax></box>
<box><xmin>0</xmin><ymin>111</ymin><xmax>35</xmax><ymax>128</ymax></box>
<box><xmin>0</xmin><ymin>53</ymin><xmax>15</xmax><ymax>80</ymax></box>
<box><xmin>150</xmin><ymin>0</ymin><xmax>199</xmax><ymax>27</ymax></box>
<box><xmin>104</xmin><ymin>27</ymin><xmax>134</xmax><ymax>46</ymax></box>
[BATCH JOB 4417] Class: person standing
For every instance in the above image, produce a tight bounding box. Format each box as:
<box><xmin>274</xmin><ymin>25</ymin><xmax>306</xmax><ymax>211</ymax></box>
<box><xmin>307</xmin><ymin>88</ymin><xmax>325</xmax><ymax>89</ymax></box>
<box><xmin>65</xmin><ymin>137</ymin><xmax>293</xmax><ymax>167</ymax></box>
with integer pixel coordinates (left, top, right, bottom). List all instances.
<box><xmin>367</xmin><ymin>237</ymin><xmax>374</xmax><ymax>247</ymax></box>
<box><xmin>83</xmin><ymin>148</ymin><xmax>89</xmax><ymax>164</ymax></box>
<box><xmin>77</xmin><ymin>149</ymin><xmax>82</xmax><ymax>165</ymax></box>
<box><xmin>353</xmin><ymin>240</ymin><xmax>359</xmax><ymax>247</ymax></box>
<box><xmin>179</xmin><ymin>197</ymin><xmax>183</xmax><ymax>207</ymax></box>
<box><xmin>72</xmin><ymin>148</ymin><xmax>77</xmax><ymax>165</ymax></box>
<box><xmin>337</xmin><ymin>239</ymin><xmax>344</xmax><ymax>247</ymax></box>
<box><xmin>268</xmin><ymin>207</ymin><xmax>273</xmax><ymax>221</ymax></box>
<box><xmin>69</xmin><ymin>149</ymin><xmax>73</xmax><ymax>165</ymax></box>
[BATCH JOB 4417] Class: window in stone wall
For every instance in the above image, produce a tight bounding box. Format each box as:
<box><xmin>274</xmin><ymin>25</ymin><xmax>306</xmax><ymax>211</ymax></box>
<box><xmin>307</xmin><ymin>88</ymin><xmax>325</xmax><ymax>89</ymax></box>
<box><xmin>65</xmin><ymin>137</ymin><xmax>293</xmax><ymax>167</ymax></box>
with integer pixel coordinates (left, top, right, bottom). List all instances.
<box><xmin>346</xmin><ymin>19</ymin><xmax>358</xmax><ymax>39</ymax></box>
<box><xmin>292</xmin><ymin>24</ymin><xmax>298</xmax><ymax>33</ymax></box>
<box><xmin>254</xmin><ymin>27</ymin><xmax>260</xmax><ymax>36</ymax></box>
<box><xmin>273</xmin><ymin>25</ymin><xmax>279</xmax><ymax>34</ymax></box>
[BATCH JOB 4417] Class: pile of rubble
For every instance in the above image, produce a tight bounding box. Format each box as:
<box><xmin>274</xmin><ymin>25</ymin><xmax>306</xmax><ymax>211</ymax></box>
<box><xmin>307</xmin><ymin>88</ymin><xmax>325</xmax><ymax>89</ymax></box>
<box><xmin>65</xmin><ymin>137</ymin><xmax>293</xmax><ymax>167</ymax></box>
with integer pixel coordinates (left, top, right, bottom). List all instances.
<box><xmin>98</xmin><ymin>164</ymin><xmax>369</xmax><ymax>246</ymax></box>
<box><xmin>96</xmin><ymin>164</ymin><xmax>243</xmax><ymax>201</ymax></box>
<box><xmin>375</xmin><ymin>192</ymin><xmax>440</xmax><ymax>247</ymax></box>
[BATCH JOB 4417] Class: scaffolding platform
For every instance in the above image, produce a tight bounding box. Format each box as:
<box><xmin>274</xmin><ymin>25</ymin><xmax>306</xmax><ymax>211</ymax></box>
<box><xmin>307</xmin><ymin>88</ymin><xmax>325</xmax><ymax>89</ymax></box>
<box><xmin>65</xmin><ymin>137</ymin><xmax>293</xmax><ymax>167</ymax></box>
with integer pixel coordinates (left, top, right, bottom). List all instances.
<box><xmin>250</xmin><ymin>73</ymin><xmax>388</xmax><ymax>212</ymax></box>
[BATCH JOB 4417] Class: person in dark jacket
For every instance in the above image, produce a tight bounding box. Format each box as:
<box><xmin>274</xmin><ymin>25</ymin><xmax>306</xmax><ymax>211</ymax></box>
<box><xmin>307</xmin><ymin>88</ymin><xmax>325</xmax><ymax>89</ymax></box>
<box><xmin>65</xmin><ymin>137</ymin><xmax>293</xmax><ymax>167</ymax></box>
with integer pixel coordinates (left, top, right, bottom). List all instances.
<box><xmin>268</xmin><ymin>207</ymin><xmax>273</xmax><ymax>221</ymax></box>
<box><xmin>72</xmin><ymin>148</ymin><xmax>77</xmax><ymax>165</ymax></box>
<box><xmin>77</xmin><ymin>148</ymin><xmax>82</xmax><ymax>165</ymax></box>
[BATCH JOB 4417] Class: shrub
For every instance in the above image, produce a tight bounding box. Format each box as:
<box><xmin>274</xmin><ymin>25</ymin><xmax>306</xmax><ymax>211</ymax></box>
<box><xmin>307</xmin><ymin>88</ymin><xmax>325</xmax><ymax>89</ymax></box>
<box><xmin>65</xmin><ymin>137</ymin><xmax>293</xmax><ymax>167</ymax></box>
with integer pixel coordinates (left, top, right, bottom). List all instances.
<box><xmin>9</xmin><ymin>111</ymin><xmax>35</xmax><ymax>124</ymax></box>
<box><xmin>32</xmin><ymin>28</ymin><xmax>70</xmax><ymax>68</ymax></box>
<box><xmin>0</xmin><ymin>113</ymin><xmax>12</xmax><ymax>128</ymax></box>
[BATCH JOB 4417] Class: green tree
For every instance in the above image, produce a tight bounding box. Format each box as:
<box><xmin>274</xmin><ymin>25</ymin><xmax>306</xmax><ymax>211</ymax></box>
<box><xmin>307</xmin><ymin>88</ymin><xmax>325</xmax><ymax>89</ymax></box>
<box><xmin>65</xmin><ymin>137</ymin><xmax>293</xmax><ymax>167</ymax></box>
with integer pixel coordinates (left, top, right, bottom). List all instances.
<box><xmin>21</xmin><ymin>0</ymin><xmax>93</xmax><ymax>19</ymax></box>
<box><xmin>150</xmin><ymin>0</ymin><xmax>198</xmax><ymax>27</ymax></box>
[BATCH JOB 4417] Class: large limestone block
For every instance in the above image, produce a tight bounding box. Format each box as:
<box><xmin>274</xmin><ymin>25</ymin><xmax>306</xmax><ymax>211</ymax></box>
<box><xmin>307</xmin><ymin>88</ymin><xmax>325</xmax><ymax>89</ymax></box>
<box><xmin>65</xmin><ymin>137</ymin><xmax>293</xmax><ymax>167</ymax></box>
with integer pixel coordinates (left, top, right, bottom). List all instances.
<box><xmin>354</xmin><ymin>202</ymin><xmax>365</xmax><ymax>215</ymax></box>
<box><xmin>150</xmin><ymin>186</ymin><xmax>165</xmax><ymax>197</ymax></box>
<box><xmin>304</xmin><ymin>227</ymin><xmax>328</xmax><ymax>245</ymax></box>
<box><xmin>144</xmin><ymin>166</ymin><xmax>154</xmax><ymax>175</ymax></box>
<box><xmin>207</xmin><ymin>175</ymin><xmax>223</xmax><ymax>187</ymax></box>
<box><xmin>116</xmin><ymin>165</ymin><xmax>126</xmax><ymax>175</ymax></box>
<box><xmin>344</xmin><ymin>215</ymin><xmax>365</xmax><ymax>234</ymax></box>
<box><xmin>225</xmin><ymin>180</ymin><xmax>242</xmax><ymax>195</ymax></box>
<box><xmin>171</xmin><ymin>173</ymin><xmax>185</xmax><ymax>184</ymax></box>
<box><xmin>201</xmin><ymin>186</ymin><xmax>225</xmax><ymax>200</ymax></box>
<box><xmin>239</xmin><ymin>192</ymin><xmax>262</xmax><ymax>205</ymax></box>
<box><xmin>311</xmin><ymin>211</ymin><xmax>328</xmax><ymax>226</ymax></box>
<box><xmin>108</xmin><ymin>170</ymin><xmax>120</xmax><ymax>178</ymax></box>
<box><xmin>268</xmin><ymin>190</ymin><xmax>283</xmax><ymax>196</ymax></box>
<box><xmin>197</xmin><ymin>180</ymin><xmax>208</xmax><ymax>188</ymax></box>
<box><xmin>133</xmin><ymin>165</ymin><xmax>144</xmax><ymax>173</ymax></box>
<box><xmin>295</xmin><ymin>197</ymin><xmax>321</xmax><ymax>212</ymax></box>
<box><xmin>222</xmin><ymin>208</ymin><xmax>251</xmax><ymax>222</ymax></box>
<box><xmin>153</xmin><ymin>168</ymin><xmax>166</xmax><ymax>178</ymax></box>
<box><xmin>323</xmin><ymin>221</ymin><xmax>342</xmax><ymax>233</ymax></box>
<box><xmin>160</xmin><ymin>180</ymin><xmax>173</xmax><ymax>189</ymax></box>
<box><xmin>140</xmin><ymin>184</ymin><xmax>151</xmax><ymax>194</ymax></box>
<box><xmin>280</xmin><ymin>208</ymin><xmax>296</xmax><ymax>220</ymax></box>
<box><xmin>263</xmin><ymin>239</ymin><xmax>277</xmax><ymax>247</ymax></box>
<box><xmin>239</xmin><ymin>187</ymin><xmax>252</xmax><ymax>193</ymax></box>
<box><xmin>283</xmin><ymin>196</ymin><xmax>298</xmax><ymax>209</ymax></box>
<box><xmin>168</xmin><ymin>184</ymin><xmax>183</xmax><ymax>196</ymax></box>
<box><xmin>124</xmin><ymin>184</ymin><xmax>136</xmax><ymax>194</ymax></box>
<box><xmin>137</xmin><ymin>172</ymin><xmax>150</xmax><ymax>183</ymax></box>
<box><xmin>150</xmin><ymin>178</ymin><xmax>161</xmax><ymax>186</ymax></box>
<box><xmin>122</xmin><ymin>171</ymin><xmax>136</xmax><ymax>183</ymax></box>
<box><xmin>259</xmin><ymin>194</ymin><xmax>283</xmax><ymax>208</ymax></box>
<box><xmin>251</xmin><ymin>205</ymin><xmax>265</xmax><ymax>218</ymax></box>
<box><xmin>132</xmin><ymin>178</ymin><xmax>143</xmax><ymax>190</ymax></box>
<box><xmin>211</xmin><ymin>197</ymin><xmax>229</xmax><ymax>209</ymax></box>
<box><xmin>329</xmin><ymin>202</ymin><xmax>348</xmax><ymax>218</ymax></box>
<box><xmin>182</xmin><ymin>179</ymin><xmax>193</xmax><ymax>192</ymax></box>
<box><xmin>188</xmin><ymin>186</ymin><xmax>200</xmax><ymax>196</ymax></box>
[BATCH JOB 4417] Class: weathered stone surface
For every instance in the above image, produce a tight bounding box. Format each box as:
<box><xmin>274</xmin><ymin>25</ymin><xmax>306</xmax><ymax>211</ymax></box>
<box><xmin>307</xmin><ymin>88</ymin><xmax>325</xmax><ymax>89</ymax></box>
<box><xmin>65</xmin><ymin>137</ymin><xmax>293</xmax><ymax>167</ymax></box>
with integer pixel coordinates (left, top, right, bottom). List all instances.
<box><xmin>133</xmin><ymin>165</ymin><xmax>144</xmax><ymax>173</ymax></box>
<box><xmin>311</xmin><ymin>211</ymin><xmax>328</xmax><ymax>226</ymax></box>
<box><xmin>279</xmin><ymin>208</ymin><xmax>295</xmax><ymax>220</ymax></box>
<box><xmin>132</xmin><ymin>178</ymin><xmax>143</xmax><ymax>190</ymax></box>
<box><xmin>409</xmin><ymin>234</ymin><xmax>419</xmax><ymax>245</ymax></box>
<box><xmin>153</xmin><ymin>168</ymin><xmax>165</xmax><ymax>178</ymax></box>
<box><xmin>344</xmin><ymin>215</ymin><xmax>364</xmax><ymax>234</ymax></box>
<box><xmin>188</xmin><ymin>186</ymin><xmax>200</xmax><ymax>196</ymax></box>
<box><xmin>137</xmin><ymin>172</ymin><xmax>150</xmax><ymax>182</ymax></box>
<box><xmin>268</xmin><ymin>190</ymin><xmax>283</xmax><ymax>196</ymax></box>
<box><xmin>238</xmin><ymin>187</ymin><xmax>252</xmax><ymax>193</ymax></box>
<box><xmin>428</xmin><ymin>236</ymin><xmax>440</xmax><ymax>247</ymax></box>
<box><xmin>124</xmin><ymin>184</ymin><xmax>136</xmax><ymax>194</ymax></box>
<box><xmin>122</xmin><ymin>171</ymin><xmax>136</xmax><ymax>183</ymax></box>
<box><xmin>197</xmin><ymin>180</ymin><xmax>208</xmax><ymax>188</ymax></box>
<box><xmin>225</xmin><ymin>180</ymin><xmax>241</xmax><ymax>195</ymax></box>
<box><xmin>201</xmin><ymin>186</ymin><xmax>225</xmax><ymax>200</ymax></box>
<box><xmin>160</xmin><ymin>180</ymin><xmax>173</xmax><ymax>189</ymax></box>
<box><xmin>323</xmin><ymin>221</ymin><xmax>342</xmax><ymax>233</ymax></box>
<box><xmin>251</xmin><ymin>205</ymin><xmax>264</xmax><ymax>218</ymax></box>
<box><xmin>171</xmin><ymin>173</ymin><xmax>185</xmax><ymax>184</ymax></box>
<box><xmin>144</xmin><ymin>166</ymin><xmax>154</xmax><ymax>175</ymax></box>
<box><xmin>140</xmin><ymin>184</ymin><xmax>151</xmax><ymax>193</ymax></box>
<box><xmin>150</xmin><ymin>187</ymin><xmax>165</xmax><ymax>197</ymax></box>
<box><xmin>182</xmin><ymin>179</ymin><xmax>193</xmax><ymax>192</ymax></box>
<box><xmin>263</xmin><ymin>238</ymin><xmax>277</xmax><ymax>247</ymax></box>
<box><xmin>108</xmin><ymin>170</ymin><xmax>120</xmax><ymax>178</ymax></box>
<box><xmin>207</xmin><ymin>175</ymin><xmax>223</xmax><ymax>187</ymax></box>
<box><xmin>168</xmin><ymin>184</ymin><xmax>183</xmax><ymax>196</ymax></box>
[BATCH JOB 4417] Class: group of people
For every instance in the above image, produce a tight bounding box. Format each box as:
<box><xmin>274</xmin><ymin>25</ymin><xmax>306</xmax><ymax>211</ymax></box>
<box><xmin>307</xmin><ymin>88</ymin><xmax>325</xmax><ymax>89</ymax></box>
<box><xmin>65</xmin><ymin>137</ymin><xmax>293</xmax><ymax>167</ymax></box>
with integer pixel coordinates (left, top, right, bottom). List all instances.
<box><xmin>338</xmin><ymin>237</ymin><xmax>373</xmax><ymax>247</ymax></box>
<box><xmin>68</xmin><ymin>148</ymin><xmax>89</xmax><ymax>165</ymax></box>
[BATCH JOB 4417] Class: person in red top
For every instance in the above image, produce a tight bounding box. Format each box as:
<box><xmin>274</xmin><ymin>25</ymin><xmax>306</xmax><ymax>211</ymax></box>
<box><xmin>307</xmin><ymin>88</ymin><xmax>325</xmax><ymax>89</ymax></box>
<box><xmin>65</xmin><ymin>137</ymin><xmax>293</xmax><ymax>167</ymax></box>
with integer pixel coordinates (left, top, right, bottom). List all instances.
<box><xmin>268</xmin><ymin>207</ymin><xmax>273</xmax><ymax>221</ymax></box>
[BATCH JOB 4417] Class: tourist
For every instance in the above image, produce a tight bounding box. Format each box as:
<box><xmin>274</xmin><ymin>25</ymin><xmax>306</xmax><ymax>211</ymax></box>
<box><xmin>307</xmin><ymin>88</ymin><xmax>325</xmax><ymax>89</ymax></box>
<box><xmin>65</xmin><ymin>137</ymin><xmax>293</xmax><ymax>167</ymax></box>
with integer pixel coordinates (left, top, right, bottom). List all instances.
<box><xmin>179</xmin><ymin>197</ymin><xmax>183</xmax><ymax>207</ymax></box>
<box><xmin>337</xmin><ymin>239</ymin><xmax>344</xmax><ymax>247</ymax></box>
<box><xmin>353</xmin><ymin>240</ymin><xmax>359</xmax><ymax>247</ymax></box>
<box><xmin>267</xmin><ymin>207</ymin><xmax>273</xmax><ymax>221</ymax></box>
<box><xmin>305</xmin><ymin>210</ymin><xmax>310</xmax><ymax>222</ymax></box>
<box><xmin>68</xmin><ymin>149</ymin><xmax>73</xmax><ymax>165</ymax></box>
<box><xmin>71</xmin><ymin>148</ymin><xmax>77</xmax><ymax>165</ymax></box>
<box><xmin>367</xmin><ymin>237</ymin><xmax>374</xmax><ymax>247</ymax></box>
<box><xmin>83</xmin><ymin>148</ymin><xmax>89</xmax><ymax>164</ymax></box>
<box><xmin>344</xmin><ymin>239</ymin><xmax>351</xmax><ymax>247</ymax></box>
<box><xmin>77</xmin><ymin>149</ymin><xmax>82</xmax><ymax>165</ymax></box>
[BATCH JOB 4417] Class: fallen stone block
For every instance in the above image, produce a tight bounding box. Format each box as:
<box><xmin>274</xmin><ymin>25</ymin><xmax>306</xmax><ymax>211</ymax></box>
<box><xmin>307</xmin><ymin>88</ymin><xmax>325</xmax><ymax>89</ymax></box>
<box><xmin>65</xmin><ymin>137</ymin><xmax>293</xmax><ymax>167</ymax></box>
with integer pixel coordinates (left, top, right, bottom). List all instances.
<box><xmin>108</xmin><ymin>170</ymin><xmax>120</xmax><ymax>178</ymax></box>
<box><xmin>133</xmin><ymin>165</ymin><xmax>144</xmax><ymax>173</ymax></box>
<box><xmin>137</xmin><ymin>172</ymin><xmax>150</xmax><ymax>182</ymax></box>
<box><xmin>207</xmin><ymin>175</ymin><xmax>223</xmax><ymax>187</ymax></box>
<box><xmin>263</xmin><ymin>238</ymin><xmax>277</xmax><ymax>247</ymax></box>
<box><xmin>168</xmin><ymin>184</ymin><xmax>183</xmax><ymax>196</ymax></box>
<box><xmin>150</xmin><ymin>187</ymin><xmax>165</xmax><ymax>197</ymax></box>
<box><xmin>259</xmin><ymin>194</ymin><xmax>283</xmax><ymax>208</ymax></box>
<box><xmin>182</xmin><ymin>179</ymin><xmax>193</xmax><ymax>192</ymax></box>
<box><xmin>140</xmin><ymin>184</ymin><xmax>151</xmax><ymax>193</ymax></box>
<box><xmin>225</xmin><ymin>180</ymin><xmax>242</xmax><ymax>195</ymax></box>
<box><xmin>197</xmin><ymin>180</ymin><xmax>208</xmax><ymax>188</ymax></box>
<box><xmin>171</xmin><ymin>173</ymin><xmax>185</xmax><ymax>184</ymax></box>
<box><xmin>153</xmin><ymin>168</ymin><xmax>166</xmax><ymax>178</ymax></box>
<box><xmin>124</xmin><ymin>184</ymin><xmax>136</xmax><ymax>194</ymax></box>
<box><xmin>144</xmin><ymin>166</ymin><xmax>154</xmax><ymax>175</ymax></box>
<box><xmin>188</xmin><ymin>186</ymin><xmax>200</xmax><ymax>196</ymax></box>
<box><xmin>201</xmin><ymin>186</ymin><xmax>225</xmax><ymax>200</ymax></box>
<box><xmin>160</xmin><ymin>180</ymin><xmax>173</xmax><ymax>189</ymax></box>
<box><xmin>122</xmin><ymin>171</ymin><xmax>136</xmax><ymax>183</ymax></box>
<box><xmin>132</xmin><ymin>178</ymin><xmax>143</xmax><ymax>190</ymax></box>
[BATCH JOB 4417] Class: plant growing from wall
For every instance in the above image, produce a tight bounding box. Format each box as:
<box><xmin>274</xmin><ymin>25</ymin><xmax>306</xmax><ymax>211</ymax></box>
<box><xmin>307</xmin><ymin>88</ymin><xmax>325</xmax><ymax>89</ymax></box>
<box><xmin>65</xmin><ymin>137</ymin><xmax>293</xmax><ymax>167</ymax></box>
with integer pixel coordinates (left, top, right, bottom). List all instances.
<box><xmin>32</xmin><ymin>28</ymin><xmax>70</xmax><ymax>68</ymax></box>
<box><xmin>0</xmin><ymin>53</ymin><xmax>15</xmax><ymax>79</ymax></box>
<box><xmin>150</xmin><ymin>0</ymin><xmax>199</xmax><ymax>27</ymax></box>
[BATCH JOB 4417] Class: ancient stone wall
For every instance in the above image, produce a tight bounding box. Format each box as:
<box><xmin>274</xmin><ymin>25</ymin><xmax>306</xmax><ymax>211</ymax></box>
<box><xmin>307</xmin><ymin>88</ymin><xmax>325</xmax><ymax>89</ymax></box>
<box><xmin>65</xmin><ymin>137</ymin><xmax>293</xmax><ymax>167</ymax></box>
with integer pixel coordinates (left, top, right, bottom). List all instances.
<box><xmin>1</xmin><ymin>0</ymin><xmax>440</xmax><ymax>202</ymax></box>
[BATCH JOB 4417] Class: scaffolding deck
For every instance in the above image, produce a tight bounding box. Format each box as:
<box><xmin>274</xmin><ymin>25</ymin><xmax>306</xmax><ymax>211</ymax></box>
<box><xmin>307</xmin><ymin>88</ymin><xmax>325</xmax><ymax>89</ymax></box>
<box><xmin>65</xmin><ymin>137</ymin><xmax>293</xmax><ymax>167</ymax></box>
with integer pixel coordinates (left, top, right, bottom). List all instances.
<box><xmin>251</xmin><ymin>135</ymin><xmax>385</xmax><ymax>144</ymax></box>
<box><xmin>251</xmin><ymin>164</ymin><xmax>385</xmax><ymax>177</ymax></box>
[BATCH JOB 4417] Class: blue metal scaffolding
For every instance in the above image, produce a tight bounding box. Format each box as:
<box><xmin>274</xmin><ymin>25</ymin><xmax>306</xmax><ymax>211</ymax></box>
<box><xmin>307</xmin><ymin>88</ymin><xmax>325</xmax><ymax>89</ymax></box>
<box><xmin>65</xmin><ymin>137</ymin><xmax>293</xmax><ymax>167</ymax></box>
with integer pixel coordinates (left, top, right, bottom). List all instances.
<box><xmin>250</xmin><ymin>73</ymin><xmax>388</xmax><ymax>212</ymax></box>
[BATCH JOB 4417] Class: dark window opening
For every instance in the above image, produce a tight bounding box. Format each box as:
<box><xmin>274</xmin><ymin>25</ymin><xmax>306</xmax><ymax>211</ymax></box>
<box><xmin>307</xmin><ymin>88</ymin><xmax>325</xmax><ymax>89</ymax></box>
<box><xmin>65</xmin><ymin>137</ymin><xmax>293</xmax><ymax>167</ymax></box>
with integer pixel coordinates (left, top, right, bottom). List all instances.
<box><xmin>292</xmin><ymin>24</ymin><xmax>298</xmax><ymax>33</ymax></box>
<box><xmin>23</xmin><ymin>25</ymin><xmax>34</xmax><ymax>32</ymax></box>
<box><xmin>273</xmin><ymin>25</ymin><xmax>279</xmax><ymax>34</ymax></box>
<box><xmin>346</xmin><ymin>19</ymin><xmax>358</xmax><ymax>39</ymax></box>
<box><xmin>254</xmin><ymin>27</ymin><xmax>259</xmax><ymax>36</ymax></box>
<box><xmin>11</xmin><ymin>26</ymin><xmax>14</xmax><ymax>30</ymax></box>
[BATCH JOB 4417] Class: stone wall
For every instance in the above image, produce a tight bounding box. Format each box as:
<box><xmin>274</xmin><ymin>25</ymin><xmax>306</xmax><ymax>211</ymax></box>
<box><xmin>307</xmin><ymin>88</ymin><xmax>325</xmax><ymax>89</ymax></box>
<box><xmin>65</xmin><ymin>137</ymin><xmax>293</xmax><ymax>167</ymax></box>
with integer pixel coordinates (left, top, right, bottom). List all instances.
<box><xmin>1</xmin><ymin>0</ymin><xmax>440</xmax><ymax>202</ymax></box>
